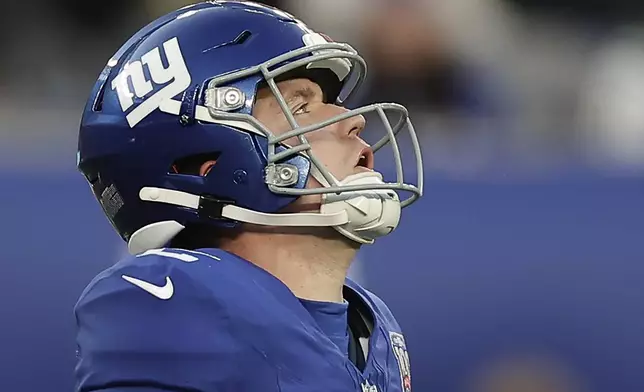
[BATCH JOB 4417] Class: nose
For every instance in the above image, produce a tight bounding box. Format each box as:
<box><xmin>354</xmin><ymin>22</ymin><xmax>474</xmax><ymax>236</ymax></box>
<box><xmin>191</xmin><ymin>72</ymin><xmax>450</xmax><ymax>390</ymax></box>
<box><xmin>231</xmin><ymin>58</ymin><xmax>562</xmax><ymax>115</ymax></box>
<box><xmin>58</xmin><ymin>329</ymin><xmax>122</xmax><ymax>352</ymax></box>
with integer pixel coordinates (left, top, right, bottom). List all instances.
<box><xmin>335</xmin><ymin>105</ymin><xmax>366</xmax><ymax>138</ymax></box>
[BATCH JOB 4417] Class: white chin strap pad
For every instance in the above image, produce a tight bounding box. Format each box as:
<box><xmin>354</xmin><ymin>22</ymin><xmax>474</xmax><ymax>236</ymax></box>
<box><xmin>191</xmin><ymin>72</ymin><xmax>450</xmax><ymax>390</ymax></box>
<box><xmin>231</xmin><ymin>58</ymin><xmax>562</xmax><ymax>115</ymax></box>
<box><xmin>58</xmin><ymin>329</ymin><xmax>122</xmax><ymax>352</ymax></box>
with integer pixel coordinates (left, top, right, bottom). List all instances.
<box><xmin>320</xmin><ymin>172</ymin><xmax>401</xmax><ymax>244</ymax></box>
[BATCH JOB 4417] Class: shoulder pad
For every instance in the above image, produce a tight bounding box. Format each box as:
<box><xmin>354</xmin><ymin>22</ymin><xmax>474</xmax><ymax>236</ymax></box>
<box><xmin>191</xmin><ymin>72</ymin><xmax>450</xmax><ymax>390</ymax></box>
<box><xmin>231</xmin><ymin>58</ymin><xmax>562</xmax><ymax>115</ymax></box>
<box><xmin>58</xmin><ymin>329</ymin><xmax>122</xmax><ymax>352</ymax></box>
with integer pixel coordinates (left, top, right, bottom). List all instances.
<box><xmin>74</xmin><ymin>248</ymin><xmax>278</xmax><ymax>391</ymax></box>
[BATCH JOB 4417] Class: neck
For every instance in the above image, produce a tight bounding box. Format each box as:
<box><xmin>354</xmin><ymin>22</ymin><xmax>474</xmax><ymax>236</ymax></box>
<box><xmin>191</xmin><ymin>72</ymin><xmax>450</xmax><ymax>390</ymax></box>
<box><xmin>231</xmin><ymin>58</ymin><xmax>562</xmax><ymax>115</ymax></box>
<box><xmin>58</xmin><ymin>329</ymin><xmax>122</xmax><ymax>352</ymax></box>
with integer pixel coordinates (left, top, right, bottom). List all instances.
<box><xmin>221</xmin><ymin>227</ymin><xmax>358</xmax><ymax>303</ymax></box>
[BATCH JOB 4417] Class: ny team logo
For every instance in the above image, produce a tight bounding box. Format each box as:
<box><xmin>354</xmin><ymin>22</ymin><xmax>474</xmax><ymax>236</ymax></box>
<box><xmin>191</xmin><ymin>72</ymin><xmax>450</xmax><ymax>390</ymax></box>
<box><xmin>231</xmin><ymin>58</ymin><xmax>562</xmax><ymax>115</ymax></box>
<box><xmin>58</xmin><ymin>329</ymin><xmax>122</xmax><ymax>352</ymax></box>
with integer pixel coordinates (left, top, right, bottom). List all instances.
<box><xmin>361</xmin><ymin>380</ymin><xmax>378</xmax><ymax>392</ymax></box>
<box><xmin>390</xmin><ymin>332</ymin><xmax>411</xmax><ymax>392</ymax></box>
<box><xmin>110</xmin><ymin>37</ymin><xmax>191</xmax><ymax>128</ymax></box>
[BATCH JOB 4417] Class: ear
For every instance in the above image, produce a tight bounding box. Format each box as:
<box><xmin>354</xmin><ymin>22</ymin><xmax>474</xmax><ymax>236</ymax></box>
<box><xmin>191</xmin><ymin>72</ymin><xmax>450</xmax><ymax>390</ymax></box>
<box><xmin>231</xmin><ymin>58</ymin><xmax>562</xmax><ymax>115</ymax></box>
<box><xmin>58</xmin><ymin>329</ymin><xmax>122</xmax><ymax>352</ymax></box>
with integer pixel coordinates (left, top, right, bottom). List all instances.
<box><xmin>199</xmin><ymin>160</ymin><xmax>217</xmax><ymax>176</ymax></box>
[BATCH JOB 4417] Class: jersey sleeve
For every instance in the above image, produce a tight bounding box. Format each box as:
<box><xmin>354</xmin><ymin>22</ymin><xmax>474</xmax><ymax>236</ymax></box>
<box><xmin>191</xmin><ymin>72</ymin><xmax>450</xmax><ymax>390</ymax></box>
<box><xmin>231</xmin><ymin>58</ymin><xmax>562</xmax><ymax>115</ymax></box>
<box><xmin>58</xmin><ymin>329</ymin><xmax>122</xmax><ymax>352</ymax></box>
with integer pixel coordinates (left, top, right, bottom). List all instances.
<box><xmin>74</xmin><ymin>251</ymin><xmax>276</xmax><ymax>392</ymax></box>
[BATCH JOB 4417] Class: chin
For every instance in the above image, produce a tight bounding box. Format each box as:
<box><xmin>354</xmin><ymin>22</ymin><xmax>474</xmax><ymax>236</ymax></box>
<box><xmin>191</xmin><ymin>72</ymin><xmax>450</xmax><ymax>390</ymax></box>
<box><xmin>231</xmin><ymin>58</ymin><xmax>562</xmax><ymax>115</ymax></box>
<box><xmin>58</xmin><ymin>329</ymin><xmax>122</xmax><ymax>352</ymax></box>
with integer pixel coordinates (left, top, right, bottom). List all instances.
<box><xmin>337</xmin><ymin>232</ymin><xmax>362</xmax><ymax>250</ymax></box>
<box><xmin>352</xmin><ymin>167</ymin><xmax>374</xmax><ymax>174</ymax></box>
<box><xmin>313</xmin><ymin>227</ymin><xmax>360</xmax><ymax>248</ymax></box>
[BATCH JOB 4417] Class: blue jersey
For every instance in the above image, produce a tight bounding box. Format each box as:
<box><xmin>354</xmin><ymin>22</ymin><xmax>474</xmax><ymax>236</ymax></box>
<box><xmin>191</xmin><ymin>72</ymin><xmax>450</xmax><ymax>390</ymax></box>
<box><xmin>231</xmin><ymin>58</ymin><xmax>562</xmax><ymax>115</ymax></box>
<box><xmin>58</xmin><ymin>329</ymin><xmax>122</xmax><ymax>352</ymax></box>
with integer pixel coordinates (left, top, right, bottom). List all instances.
<box><xmin>74</xmin><ymin>248</ymin><xmax>412</xmax><ymax>392</ymax></box>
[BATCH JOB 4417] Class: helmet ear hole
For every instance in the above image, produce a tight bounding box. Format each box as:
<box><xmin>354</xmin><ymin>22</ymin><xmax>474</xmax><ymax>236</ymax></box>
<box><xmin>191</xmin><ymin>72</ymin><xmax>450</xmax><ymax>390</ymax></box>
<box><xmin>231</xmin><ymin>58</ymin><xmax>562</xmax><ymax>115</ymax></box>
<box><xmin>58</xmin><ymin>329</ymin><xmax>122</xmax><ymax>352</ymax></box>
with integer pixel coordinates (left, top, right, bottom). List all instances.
<box><xmin>170</xmin><ymin>152</ymin><xmax>220</xmax><ymax>176</ymax></box>
<box><xmin>200</xmin><ymin>160</ymin><xmax>217</xmax><ymax>177</ymax></box>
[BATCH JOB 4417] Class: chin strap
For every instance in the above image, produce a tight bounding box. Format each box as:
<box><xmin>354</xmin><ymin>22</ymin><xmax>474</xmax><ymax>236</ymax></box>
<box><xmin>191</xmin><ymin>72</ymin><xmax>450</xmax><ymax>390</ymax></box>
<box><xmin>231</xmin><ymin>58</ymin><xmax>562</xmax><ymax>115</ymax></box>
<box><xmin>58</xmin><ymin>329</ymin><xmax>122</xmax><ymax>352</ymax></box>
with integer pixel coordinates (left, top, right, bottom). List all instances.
<box><xmin>128</xmin><ymin>171</ymin><xmax>401</xmax><ymax>254</ymax></box>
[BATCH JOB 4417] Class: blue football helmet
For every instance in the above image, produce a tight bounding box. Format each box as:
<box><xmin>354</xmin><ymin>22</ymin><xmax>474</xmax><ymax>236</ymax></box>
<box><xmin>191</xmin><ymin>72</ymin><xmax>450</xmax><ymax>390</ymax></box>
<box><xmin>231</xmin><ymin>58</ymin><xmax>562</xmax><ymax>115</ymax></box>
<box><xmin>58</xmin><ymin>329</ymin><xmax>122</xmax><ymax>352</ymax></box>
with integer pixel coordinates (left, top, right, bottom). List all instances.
<box><xmin>77</xmin><ymin>1</ymin><xmax>423</xmax><ymax>254</ymax></box>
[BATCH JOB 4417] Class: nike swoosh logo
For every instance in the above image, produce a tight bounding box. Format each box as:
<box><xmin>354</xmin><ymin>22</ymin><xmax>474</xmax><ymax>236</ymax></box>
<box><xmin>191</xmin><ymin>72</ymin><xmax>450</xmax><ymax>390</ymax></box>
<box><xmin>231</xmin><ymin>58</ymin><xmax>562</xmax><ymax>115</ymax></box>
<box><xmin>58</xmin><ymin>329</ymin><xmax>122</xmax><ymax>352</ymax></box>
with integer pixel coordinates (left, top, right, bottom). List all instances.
<box><xmin>121</xmin><ymin>275</ymin><xmax>174</xmax><ymax>300</ymax></box>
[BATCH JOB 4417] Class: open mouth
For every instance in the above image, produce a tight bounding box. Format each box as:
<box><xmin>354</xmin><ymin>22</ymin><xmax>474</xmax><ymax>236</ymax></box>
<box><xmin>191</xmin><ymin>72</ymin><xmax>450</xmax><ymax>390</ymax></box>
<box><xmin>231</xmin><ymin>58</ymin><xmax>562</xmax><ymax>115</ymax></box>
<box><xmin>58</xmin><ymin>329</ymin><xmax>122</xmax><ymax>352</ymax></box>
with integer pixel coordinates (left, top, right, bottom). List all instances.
<box><xmin>355</xmin><ymin>147</ymin><xmax>374</xmax><ymax>170</ymax></box>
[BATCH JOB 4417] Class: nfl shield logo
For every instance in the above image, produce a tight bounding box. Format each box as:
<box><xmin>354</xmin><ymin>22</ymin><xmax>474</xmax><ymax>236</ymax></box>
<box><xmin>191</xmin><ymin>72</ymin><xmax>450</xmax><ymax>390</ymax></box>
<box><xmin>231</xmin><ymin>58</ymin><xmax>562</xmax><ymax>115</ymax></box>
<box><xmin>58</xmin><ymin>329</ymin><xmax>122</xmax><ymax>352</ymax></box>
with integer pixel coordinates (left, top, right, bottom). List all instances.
<box><xmin>361</xmin><ymin>380</ymin><xmax>379</xmax><ymax>392</ymax></box>
<box><xmin>389</xmin><ymin>332</ymin><xmax>412</xmax><ymax>392</ymax></box>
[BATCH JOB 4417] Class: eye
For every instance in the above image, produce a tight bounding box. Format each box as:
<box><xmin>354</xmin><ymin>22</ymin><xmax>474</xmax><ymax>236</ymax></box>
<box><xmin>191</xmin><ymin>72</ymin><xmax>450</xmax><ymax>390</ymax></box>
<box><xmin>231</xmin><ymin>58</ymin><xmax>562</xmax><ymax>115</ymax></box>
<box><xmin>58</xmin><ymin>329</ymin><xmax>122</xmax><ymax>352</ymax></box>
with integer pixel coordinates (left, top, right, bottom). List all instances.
<box><xmin>293</xmin><ymin>103</ymin><xmax>310</xmax><ymax>116</ymax></box>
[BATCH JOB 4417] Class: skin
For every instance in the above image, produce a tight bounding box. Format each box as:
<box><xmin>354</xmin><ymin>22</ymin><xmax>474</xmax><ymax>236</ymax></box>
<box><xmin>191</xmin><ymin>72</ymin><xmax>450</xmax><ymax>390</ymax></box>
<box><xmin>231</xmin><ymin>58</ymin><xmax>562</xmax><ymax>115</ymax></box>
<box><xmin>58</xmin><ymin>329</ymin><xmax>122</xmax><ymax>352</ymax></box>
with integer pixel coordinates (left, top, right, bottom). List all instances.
<box><xmin>200</xmin><ymin>77</ymin><xmax>375</xmax><ymax>303</ymax></box>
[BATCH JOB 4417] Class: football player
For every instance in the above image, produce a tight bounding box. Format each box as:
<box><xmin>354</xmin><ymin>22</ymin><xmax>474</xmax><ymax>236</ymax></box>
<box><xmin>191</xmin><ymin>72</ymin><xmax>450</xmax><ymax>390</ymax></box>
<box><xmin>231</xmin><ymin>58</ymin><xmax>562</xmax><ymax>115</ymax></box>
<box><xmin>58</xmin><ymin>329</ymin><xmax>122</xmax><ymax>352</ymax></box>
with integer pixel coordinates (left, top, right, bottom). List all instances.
<box><xmin>75</xmin><ymin>2</ymin><xmax>422</xmax><ymax>391</ymax></box>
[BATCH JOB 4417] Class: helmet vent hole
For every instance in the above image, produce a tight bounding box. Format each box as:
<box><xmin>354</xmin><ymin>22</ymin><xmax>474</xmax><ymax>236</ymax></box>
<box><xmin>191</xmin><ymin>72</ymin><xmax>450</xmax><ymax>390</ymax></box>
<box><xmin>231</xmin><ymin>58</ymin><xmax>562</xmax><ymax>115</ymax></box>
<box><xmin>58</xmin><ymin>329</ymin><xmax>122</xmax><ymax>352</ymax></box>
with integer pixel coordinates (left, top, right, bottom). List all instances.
<box><xmin>232</xmin><ymin>30</ymin><xmax>252</xmax><ymax>45</ymax></box>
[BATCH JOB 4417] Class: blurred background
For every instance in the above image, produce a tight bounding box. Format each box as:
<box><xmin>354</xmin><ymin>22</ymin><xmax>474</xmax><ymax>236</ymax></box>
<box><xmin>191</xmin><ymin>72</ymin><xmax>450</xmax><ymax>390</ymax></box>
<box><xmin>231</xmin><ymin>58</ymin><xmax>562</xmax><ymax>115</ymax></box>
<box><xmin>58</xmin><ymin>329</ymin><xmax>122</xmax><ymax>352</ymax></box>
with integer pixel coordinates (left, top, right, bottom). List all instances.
<box><xmin>1</xmin><ymin>0</ymin><xmax>643</xmax><ymax>391</ymax></box>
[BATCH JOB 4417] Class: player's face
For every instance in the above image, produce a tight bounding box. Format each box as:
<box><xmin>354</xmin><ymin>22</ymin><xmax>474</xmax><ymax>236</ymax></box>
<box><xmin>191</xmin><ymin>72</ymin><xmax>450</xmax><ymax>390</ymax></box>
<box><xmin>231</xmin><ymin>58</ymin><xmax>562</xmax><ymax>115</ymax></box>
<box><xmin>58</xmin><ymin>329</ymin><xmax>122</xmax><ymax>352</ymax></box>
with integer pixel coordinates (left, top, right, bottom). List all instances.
<box><xmin>252</xmin><ymin>78</ymin><xmax>374</xmax><ymax>186</ymax></box>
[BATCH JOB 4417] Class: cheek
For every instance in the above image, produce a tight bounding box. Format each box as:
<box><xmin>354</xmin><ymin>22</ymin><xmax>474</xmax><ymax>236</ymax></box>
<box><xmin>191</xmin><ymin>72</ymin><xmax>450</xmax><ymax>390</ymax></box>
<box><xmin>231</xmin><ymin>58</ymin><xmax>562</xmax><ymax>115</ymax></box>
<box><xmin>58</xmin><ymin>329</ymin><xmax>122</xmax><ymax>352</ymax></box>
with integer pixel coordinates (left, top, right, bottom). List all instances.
<box><xmin>308</xmin><ymin>137</ymin><xmax>340</xmax><ymax>160</ymax></box>
<box><xmin>263</xmin><ymin>118</ymin><xmax>291</xmax><ymax>138</ymax></box>
<box><xmin>255</xmin><ymin>109</ymin><xmax>351</xmax><ymax>175</ymax></box>
<box><xmin>253</xmin><ymin>105</ymin><xmax>291</xmax><ymax>137</ymax></box>
<box><xmin>280</xmin><ymin>121</ymin><xmax>330</xmax><ymax>147</ymax></box>
<box><xmin>308</xmin><ymin>139</ymin><xmax>354</xmax><ymax>181</ymax></box>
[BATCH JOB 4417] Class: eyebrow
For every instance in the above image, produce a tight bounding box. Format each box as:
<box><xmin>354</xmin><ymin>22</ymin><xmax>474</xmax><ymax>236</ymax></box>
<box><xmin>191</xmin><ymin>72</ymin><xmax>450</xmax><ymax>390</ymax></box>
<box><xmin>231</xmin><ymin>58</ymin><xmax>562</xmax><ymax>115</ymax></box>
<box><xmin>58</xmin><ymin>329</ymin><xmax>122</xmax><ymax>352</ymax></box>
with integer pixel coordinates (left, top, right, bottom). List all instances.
<box><xmin>282</xmin><ymin>87</ymin><xmax>317</xmax><ymax>106</ymax></box>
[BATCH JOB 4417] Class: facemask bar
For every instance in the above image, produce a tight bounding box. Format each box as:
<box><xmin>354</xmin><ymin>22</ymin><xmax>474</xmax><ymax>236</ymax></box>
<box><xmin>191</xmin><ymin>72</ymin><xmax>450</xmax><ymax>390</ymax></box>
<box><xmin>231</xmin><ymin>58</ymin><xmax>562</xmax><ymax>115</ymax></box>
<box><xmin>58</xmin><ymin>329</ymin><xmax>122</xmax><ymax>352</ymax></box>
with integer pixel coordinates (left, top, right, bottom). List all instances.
<box><xmin>202</xmin><ymin>42</ymin><xmax>424</xmax><ymax>208</ymax></box>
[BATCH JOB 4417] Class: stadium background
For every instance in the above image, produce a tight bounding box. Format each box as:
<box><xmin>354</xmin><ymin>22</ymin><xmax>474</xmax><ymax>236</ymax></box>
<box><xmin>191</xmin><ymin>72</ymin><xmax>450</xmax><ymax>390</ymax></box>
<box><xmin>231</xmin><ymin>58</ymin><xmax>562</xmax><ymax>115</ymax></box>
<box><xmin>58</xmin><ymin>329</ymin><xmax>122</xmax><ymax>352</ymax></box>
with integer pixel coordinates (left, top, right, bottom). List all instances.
<box><xmin>1</xmin><ymin>0</ymin><xmax>643</xmax><ymax>391</ymax></box>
